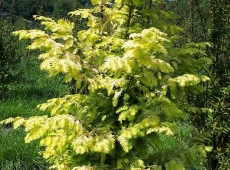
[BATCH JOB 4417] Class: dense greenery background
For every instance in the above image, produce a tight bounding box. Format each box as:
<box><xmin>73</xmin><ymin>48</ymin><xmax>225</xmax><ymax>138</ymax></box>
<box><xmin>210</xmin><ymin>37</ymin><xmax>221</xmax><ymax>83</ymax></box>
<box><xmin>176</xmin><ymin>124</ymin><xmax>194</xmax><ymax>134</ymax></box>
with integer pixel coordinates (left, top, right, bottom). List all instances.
<box><xmin>0</xmin><ymin>0</ymin><xmax>229</xmax><ymax>169</ymax></box>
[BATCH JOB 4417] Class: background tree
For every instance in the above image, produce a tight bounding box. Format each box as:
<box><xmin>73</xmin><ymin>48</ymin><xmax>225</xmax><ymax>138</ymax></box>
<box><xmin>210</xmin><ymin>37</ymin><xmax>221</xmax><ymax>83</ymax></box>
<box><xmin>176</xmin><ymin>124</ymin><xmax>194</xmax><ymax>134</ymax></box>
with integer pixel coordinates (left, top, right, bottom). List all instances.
<box><xmin>167</xmin><ymin>0</ymin><xmax>230</xmax><ymax>169</ymax></box>
<box><xmin>208</xmin><ymin>0</ymin><xmax>230</xmax><ymax>169</ymax></box>
<box><xmin>0</xmin><ymin>0</ymin><xmax>3</xmax><ymax>13</ymax></box>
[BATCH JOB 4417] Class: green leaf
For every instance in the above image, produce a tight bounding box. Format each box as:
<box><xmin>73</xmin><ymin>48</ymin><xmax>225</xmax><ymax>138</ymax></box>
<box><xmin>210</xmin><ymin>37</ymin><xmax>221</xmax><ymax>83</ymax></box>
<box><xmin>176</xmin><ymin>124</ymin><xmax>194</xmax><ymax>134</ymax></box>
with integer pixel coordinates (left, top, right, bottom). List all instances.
<box><xmin>166</xmin><ymin>160</ymin><xmax>185</xmax><ymax>170</ymax></box>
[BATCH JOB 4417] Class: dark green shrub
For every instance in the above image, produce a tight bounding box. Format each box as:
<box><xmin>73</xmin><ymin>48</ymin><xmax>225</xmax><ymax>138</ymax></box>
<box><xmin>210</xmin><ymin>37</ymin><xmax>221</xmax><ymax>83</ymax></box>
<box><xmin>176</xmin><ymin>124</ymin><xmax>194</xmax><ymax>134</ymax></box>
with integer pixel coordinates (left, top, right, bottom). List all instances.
<box><xmin>0</xmin><ymin>19</ymin><xmax>27</xmax><ymax>99</ymax></box>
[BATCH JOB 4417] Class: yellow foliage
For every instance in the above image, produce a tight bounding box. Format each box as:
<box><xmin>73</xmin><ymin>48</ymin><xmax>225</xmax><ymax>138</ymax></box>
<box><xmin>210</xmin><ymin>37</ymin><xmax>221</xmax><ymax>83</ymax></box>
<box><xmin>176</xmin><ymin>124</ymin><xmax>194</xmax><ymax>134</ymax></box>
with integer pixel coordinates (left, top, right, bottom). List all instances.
<box><xmin>7</xmin><ymin>0</ymin><xmax>212</xmax><ymax>169</ymax></box>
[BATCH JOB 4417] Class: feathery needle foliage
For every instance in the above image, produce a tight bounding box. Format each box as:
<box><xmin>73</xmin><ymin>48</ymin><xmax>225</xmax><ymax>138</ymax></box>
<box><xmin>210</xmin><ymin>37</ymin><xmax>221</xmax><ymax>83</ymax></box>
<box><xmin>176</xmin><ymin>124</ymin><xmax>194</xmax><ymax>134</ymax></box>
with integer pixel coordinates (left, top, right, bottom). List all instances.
<box><xmin>1</xmin><ymin>0</ymin><xmax>213</xmax><ymax>169</ymax></box>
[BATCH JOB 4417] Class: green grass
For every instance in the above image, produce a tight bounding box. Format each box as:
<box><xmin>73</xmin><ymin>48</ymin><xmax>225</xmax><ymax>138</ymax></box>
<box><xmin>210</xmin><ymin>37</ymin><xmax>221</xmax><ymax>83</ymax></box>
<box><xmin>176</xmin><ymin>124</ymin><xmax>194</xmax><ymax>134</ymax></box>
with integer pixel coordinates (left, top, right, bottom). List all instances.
<box><xmin>0</xmin><ymin>127</ymin><xmax>47</xmax><ymax>170</ymax></box>
<box><xmin>0</xmin><ymin>57</ymin><xmax>69</xmax><ymax>169</ymax></box>
<box><xmin>0</xmin><ymin>99</ymin><xmax>46</xmax><ymax>120</ymax></box>
<box><xmin>0</xmin><ymin>99</ymin><xmax>48</xmax><ymax>169</ymax></box>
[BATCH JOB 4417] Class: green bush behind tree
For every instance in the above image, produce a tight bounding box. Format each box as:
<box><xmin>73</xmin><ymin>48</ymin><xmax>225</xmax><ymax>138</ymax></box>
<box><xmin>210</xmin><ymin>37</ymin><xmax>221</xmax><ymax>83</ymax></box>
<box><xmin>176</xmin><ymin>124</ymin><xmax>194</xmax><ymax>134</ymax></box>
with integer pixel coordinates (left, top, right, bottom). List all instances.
<box><xmin>168</xmin><ymin>1</ymin><xmax>230</xmax><ymax>169</ymax></box>
<box><xmin>0</xmin><ymin>18</ymin><xmax>28</xmax><ymax>99</ymax></box>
